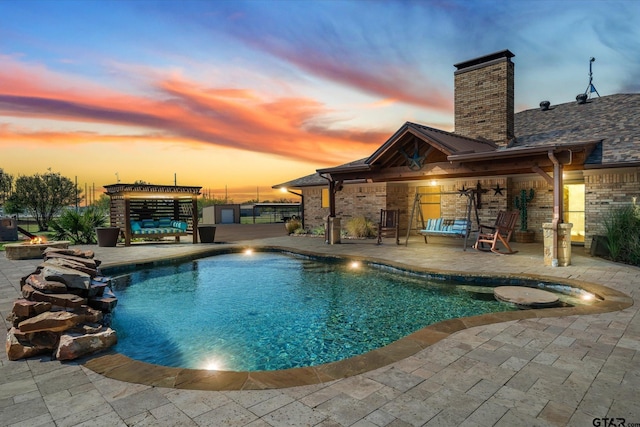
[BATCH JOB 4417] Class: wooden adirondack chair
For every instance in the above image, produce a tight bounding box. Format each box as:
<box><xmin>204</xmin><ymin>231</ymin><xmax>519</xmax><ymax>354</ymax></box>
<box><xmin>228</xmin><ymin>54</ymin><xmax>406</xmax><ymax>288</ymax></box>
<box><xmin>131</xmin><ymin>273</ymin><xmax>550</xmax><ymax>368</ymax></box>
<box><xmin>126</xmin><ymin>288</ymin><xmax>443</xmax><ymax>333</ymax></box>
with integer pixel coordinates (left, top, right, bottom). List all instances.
<box><xmin>473</xmin><ymin>210</ymin><xmax>519</xmax><ymax>254</ymax></box>
<box><xmin>377</xmin><ymin>209</ymin><xmax>400</xmax><ymax>245</ymax></box>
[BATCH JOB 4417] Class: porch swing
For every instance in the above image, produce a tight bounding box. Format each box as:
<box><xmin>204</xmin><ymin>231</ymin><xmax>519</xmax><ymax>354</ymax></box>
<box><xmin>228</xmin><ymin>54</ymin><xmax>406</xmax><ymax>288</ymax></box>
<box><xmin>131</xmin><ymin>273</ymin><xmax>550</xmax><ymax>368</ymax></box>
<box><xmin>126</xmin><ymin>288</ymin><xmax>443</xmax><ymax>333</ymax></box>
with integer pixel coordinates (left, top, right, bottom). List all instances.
<box><xmin>404</xmin><ymin>189</ymin><xmax>480</xmax><ymax>250</ymax></box>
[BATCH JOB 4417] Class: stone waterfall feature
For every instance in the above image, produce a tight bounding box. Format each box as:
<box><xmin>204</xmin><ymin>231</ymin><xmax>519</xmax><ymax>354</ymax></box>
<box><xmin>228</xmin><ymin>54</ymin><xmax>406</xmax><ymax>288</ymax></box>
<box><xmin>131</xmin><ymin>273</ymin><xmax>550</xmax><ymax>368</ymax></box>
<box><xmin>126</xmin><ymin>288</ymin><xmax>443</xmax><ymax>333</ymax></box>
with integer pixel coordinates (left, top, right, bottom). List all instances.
<box><xmin>5</xmin><ymin>247</ymin><xmax>118</xmax><ymax>361</ymax></box>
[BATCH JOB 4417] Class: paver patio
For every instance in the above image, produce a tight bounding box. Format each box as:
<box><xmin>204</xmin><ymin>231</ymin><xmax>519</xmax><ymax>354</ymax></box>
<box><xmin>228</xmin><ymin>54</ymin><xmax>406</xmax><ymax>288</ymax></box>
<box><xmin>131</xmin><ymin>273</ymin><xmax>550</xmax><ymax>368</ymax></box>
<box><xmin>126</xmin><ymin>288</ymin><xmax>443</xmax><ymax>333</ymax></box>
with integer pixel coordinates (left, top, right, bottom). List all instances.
<box><xmin>1</xmin><ymin>224</ymin><xmax>639</xmax><ymax>426</ymax></box>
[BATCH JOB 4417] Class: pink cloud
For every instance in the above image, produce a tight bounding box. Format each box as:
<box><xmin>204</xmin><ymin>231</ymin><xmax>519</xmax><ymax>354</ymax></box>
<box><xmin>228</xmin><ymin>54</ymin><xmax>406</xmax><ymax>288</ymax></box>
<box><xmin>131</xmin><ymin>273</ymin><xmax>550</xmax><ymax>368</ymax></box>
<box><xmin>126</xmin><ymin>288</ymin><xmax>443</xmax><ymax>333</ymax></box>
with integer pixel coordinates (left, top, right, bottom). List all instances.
<box><xmin>235</xmin><ymin>38</ymin><xmax>454</xmax><ymax>112</ymax></box>
<box><xmin>0</xmin><ymin>57</ymin><xmax>389</xmax><ymax>166</ymax></box>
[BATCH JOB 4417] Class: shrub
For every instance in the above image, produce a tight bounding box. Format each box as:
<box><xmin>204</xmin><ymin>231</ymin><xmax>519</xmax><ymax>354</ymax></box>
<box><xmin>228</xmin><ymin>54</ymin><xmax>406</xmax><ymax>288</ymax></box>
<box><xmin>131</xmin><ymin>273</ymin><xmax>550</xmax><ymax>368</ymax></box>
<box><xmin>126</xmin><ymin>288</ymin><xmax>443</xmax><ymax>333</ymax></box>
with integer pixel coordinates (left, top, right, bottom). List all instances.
<box><xmin>602</xmin><ymin>204</ymin><xmax>640</xmax><ymax>266</ymax></box>
<box><xmin>49</xmin><ymin>206</ymin><xmax>107</xmax><ymax>244</ymax></box>
<box><xmin>344</xmin><ymin>216</ymin><xmax>376</xmax><ymax>238</ymax></box>
<box><xmin>285</xmin><ymin>218</ymin><xmax>302</xmax><ymax>234</ymax></box>
<box><xmin>311</xmin><ymin>224</ymin><xmax>325</xmax><ymax>236</ymax></box>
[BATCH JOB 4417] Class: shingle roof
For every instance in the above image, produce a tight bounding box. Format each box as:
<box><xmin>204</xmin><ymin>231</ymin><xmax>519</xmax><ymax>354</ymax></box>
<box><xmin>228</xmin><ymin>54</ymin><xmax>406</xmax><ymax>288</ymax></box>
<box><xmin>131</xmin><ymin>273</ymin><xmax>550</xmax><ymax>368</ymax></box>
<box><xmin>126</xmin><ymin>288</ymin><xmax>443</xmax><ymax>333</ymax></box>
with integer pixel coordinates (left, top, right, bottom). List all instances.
<box><xmin>272</xmin><ymin>173</ymin><xmax>327</xmax><ymax>189</ymax></box>
<box><xmin>275</xmin><ymin>93</ymin><xmax>640</xmax><ymax>188</ymax></box>
<box><xmin>514</xmin><ymin>93</ymin><xmax>640</xmax><ymax>164</ymax></box>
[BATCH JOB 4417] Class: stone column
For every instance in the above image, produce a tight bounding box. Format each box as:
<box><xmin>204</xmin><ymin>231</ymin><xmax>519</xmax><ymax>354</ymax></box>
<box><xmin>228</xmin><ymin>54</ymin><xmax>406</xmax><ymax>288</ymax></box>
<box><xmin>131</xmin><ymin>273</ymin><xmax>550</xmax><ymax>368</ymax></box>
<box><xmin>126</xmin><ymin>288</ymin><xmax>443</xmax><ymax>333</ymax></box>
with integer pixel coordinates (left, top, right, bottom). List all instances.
<box><xmin>543</xmin><ymin>223</ymin><xmax>573</xmax><ymax>266</ymax></box>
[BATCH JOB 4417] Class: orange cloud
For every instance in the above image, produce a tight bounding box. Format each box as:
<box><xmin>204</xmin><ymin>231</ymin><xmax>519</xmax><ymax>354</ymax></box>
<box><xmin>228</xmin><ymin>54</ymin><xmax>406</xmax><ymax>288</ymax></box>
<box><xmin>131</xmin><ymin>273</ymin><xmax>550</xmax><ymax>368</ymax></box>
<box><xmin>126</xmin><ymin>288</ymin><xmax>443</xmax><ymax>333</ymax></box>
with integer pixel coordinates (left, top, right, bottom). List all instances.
<box><xmin>0</xmin><ymin>57</ymin><xmax>388</xmax><ymax>166</ymax></box>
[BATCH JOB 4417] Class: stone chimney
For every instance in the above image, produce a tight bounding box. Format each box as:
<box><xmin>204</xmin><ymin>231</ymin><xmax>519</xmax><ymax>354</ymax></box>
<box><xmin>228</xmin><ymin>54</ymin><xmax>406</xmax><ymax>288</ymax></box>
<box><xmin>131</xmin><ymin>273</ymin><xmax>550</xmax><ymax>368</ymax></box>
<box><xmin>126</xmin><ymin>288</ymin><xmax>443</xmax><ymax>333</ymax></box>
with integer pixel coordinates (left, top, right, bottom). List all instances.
<box><xmin>454</xmin><ymin>50</ymin><xmax>514</xmax><ymax>147</ymax></box>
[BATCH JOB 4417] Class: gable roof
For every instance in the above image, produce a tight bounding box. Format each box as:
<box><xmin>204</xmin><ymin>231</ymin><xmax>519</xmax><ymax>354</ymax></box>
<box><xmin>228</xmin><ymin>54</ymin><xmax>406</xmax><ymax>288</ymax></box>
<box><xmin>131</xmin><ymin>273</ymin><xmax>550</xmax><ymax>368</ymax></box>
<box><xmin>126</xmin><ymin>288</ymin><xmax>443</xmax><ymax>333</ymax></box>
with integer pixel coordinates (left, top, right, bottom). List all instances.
<box><xmin>366</xmin><ymin>122</ymin><xmax>497</xmax><ymax>163</ymax></box>
<box><xmin>274</xmin><ymin>92</ymin><xmax>640</xmax><ymax>189</ymax></box>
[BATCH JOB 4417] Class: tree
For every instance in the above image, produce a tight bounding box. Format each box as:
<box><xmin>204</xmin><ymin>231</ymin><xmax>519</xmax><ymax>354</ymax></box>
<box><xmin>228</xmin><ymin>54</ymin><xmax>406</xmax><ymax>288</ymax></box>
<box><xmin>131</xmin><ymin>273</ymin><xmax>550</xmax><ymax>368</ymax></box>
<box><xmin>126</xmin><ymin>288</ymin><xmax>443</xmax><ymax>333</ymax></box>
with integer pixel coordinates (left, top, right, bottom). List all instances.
<box><xmin>12</xmin><ymin>171</ymin><xmax>82</xmax><ymax>231</ymax></box>
<box><xmin>0</xmin><ymin>168</ymin><xmax>13</xmax><ymax>205</ymax></box>
<box><xmin>93</xmin><ymin>194</ymin><xmax>111</xmax><ymax>212</ymax></box>
<box><xmin>3</xmin><ymin>197</ymin><xmax>23</xmax><ymax>218</ymax></box>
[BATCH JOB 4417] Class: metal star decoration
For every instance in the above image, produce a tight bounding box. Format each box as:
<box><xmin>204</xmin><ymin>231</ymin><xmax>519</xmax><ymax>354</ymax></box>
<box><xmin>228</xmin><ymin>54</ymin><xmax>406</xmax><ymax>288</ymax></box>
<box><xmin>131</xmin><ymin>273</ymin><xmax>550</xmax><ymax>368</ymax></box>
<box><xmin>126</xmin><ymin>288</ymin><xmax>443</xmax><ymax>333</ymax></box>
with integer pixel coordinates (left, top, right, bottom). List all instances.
<box><xmin>399</xmin><ymin>140</ymin><xmax>426</xmax><ymax>171</ymax></box>
<box><xmin>493</xmin><ymin>184</ymin><xmax>504</xmax><ymax>196</ymax></box>
<box><xmin>400</xmin><ymin>148</ymin><xmax>425</xmax><ymax>171</ymax></box>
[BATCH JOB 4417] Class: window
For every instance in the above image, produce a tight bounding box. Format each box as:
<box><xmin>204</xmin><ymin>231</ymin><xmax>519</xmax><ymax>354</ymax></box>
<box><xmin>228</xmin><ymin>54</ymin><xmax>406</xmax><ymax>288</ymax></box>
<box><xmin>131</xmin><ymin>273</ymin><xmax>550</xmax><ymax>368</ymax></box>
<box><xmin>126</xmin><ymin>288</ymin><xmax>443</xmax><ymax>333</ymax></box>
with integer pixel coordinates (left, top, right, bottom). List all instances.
<box><xmin>321</xmin><ymin>188</ymin><xmax>330</xmax><ymax>208</ymax></box>
<box><xmin>563</xmin><ymin>183</ymin><xmax>585</xmax><ymax>243</ymax></box>
<box><xmin>417</xmin><ymin>186</ymin><xmax>441</xmax><ymax>224</ymax></box>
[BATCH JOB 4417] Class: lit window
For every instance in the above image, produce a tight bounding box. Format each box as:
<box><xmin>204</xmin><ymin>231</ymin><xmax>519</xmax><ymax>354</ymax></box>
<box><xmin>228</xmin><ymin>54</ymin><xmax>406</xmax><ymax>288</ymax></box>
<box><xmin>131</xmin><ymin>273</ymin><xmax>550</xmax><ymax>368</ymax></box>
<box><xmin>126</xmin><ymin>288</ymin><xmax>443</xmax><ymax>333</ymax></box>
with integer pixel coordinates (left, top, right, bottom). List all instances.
<box><xmin>321</xmin><ymin>188</ymin><xmax>329</xmax><ymax>208</ymax></box>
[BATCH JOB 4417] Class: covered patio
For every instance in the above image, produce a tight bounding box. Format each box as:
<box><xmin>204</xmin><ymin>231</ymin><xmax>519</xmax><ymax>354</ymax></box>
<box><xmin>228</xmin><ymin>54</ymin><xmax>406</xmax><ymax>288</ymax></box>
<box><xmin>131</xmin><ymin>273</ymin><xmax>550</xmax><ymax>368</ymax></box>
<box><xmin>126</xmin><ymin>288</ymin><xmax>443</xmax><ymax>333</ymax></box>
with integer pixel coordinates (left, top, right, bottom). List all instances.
<box><xmin>315</xmin><ymin>121</ymin><xmax>597</xmax><ymax>266</ymax></box>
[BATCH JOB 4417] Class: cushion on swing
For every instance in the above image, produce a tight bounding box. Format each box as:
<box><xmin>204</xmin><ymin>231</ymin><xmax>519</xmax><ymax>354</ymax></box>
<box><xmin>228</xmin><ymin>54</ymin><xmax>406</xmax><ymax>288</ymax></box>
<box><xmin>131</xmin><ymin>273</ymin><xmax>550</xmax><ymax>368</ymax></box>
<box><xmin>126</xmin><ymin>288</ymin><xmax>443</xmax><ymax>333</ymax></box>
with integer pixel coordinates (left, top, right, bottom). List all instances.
<box><xmin>420</xmin><ymin>218</ymin><xmax>470</xmax><ymax>236</ymax></box>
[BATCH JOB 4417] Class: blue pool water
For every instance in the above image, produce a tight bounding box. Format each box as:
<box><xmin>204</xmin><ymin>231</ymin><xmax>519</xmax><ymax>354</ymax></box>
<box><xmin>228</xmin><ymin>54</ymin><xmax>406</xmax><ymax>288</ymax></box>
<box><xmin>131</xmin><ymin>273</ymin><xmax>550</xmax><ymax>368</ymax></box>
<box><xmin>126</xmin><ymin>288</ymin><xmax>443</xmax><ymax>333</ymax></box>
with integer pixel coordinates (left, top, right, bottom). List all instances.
<box><xmin>110</xmin><ymin>251</ymin><xmax>521</xmax><ymax>371</ymax></box>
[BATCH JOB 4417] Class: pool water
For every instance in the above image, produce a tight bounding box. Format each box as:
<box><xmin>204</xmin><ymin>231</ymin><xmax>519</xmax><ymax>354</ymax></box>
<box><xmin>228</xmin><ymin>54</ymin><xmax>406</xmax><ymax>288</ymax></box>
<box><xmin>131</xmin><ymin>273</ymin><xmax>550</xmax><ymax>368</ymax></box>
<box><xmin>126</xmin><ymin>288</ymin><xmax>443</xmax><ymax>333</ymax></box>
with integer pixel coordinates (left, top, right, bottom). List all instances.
<box><xmin>111</xmin><ymin>251</ymin><xmax>520</xmax><ymax>371</ymax></box>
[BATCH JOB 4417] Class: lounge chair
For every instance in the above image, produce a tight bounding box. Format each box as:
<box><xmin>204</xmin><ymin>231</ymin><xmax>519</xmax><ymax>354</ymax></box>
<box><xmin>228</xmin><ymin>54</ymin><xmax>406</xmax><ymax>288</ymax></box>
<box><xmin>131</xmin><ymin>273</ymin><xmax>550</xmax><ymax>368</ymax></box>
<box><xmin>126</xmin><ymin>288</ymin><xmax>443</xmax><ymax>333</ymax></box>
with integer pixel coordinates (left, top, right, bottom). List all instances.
<box><xmin>473</xmin><ymin>210</ymin><xmax>519</xmax><ymax>254</ymax></box>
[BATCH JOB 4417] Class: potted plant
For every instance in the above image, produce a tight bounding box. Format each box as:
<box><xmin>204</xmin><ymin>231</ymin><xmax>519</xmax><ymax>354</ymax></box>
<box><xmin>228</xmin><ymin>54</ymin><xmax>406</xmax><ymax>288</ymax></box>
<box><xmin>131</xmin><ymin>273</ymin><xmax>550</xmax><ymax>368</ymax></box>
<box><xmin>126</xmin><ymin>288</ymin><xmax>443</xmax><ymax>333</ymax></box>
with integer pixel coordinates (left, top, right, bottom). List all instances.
<box><xmin>514</xmin><ymin>188</ymin><xmax>536</xmax><ymax>243</ymax></box>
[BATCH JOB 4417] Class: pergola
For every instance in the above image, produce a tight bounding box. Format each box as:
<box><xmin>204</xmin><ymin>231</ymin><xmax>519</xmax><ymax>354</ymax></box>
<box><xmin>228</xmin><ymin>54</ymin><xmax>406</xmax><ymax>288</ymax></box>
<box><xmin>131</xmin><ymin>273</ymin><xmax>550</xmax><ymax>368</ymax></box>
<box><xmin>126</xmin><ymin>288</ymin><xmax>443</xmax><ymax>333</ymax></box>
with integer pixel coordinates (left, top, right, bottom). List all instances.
<box><xmin>103</xmin><ymin>183</ymin><xmax>201</xmax><ymax>246</ymax></box>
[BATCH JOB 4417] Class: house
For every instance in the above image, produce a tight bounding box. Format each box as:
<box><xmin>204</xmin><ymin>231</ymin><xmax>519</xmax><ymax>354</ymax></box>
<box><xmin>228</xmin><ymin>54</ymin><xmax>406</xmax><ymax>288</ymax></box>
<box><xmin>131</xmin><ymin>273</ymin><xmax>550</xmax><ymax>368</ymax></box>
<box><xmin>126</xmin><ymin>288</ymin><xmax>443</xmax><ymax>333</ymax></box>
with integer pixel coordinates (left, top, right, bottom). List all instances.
<box><xmin>273</xmin><ymin>50</ymin><xmax>640</xmax><ymax>250</ymax></box>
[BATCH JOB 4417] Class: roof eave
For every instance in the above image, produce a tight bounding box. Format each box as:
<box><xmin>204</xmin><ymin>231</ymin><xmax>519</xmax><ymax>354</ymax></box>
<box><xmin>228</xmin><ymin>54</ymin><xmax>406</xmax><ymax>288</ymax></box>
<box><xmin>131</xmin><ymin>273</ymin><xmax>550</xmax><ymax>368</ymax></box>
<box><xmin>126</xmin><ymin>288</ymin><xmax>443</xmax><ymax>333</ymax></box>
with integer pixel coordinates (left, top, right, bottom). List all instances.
<box><xmin>447</xmin><ymin>141</ymin><xmax>601</xmax><ymax>162</ymax></box>
<box><xmin>316</xmin><ymin>164</ymin><xmax>373</xmax><ymax>175</ymax></box>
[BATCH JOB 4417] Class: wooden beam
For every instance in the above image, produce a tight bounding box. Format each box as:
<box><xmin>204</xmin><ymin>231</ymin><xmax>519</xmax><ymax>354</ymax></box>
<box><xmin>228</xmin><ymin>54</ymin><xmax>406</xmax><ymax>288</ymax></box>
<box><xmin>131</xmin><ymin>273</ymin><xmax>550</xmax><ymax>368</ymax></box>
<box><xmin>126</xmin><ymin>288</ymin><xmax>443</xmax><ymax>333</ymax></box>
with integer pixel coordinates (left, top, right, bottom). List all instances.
<box><xmin>532</xmin><ymin>166</ymin><xmax>553</xmax><ymax>185</ymax></box>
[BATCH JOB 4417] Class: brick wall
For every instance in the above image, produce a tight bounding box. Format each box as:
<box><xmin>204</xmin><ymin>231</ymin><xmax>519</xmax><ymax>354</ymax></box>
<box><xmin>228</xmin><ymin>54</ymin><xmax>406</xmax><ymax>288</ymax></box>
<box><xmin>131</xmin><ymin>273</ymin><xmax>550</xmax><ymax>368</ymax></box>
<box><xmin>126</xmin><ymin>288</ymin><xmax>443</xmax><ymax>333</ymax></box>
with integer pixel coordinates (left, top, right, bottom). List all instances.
<box><xmin>584</xmin><ymin>168</ymin><xmax>640</xmax><ymax>248</ymax></box>
<box><xmin>454</xmin><ymin>57</ymin><xmax>514</xmax><ymax>146</ymax></box>
<box><xmin>509</xmin><ymin>177</ymin><xmax>553</xmax><ymax>242</ymax></box>
<box><xmin>303</xmin><ymin>172</ymin><xmax>639</xmax><ymax>247</ymax></box>
<box><xmin>301</xmin><ymin>183</ymin><xmax>411</xmax><ymax>233</ymax></box>
<box><xmin>404</xmin><ymin>177</ymin><xmax>550</xmax><ymax>242</ymax></box>
<box><xmin>302</xmin><ymin>187</ymin><xmax>328</xmax><ymax>231</ymax></box>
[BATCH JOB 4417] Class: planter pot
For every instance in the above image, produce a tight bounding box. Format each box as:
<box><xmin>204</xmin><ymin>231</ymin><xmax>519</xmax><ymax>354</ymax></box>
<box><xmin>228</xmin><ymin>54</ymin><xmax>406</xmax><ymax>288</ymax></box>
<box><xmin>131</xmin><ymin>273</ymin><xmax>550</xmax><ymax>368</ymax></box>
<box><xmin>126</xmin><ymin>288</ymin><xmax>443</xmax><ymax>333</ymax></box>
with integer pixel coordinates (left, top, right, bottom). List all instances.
<box><xmin>590</xmin><ymin>235</ymin><xmax>609</xmax><ymax>257</ymax></box>
<box><xmin>514</xmin><ymin>230</ymin><xmax>535</xmax><ymax>243</ymax></box>
<box><xmin>96</xmin><ymin>227</ymin><xmax>120</xmax><ymax>247</ymax></box>
<box><xmin>197</xmin><ymin>225</ymin><xmax>216</xmax><ymax>243</ymax></box>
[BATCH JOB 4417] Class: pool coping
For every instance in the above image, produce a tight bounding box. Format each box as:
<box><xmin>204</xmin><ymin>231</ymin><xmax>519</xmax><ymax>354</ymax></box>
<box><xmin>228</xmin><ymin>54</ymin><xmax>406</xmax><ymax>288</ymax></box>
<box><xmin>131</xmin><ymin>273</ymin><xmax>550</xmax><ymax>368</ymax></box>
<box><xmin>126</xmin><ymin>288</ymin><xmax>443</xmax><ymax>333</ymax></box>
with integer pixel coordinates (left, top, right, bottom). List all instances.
<box><xmin>82</xmin><ymin>245</ymin><xmax>634</xmax><ymax>391</ymax></box>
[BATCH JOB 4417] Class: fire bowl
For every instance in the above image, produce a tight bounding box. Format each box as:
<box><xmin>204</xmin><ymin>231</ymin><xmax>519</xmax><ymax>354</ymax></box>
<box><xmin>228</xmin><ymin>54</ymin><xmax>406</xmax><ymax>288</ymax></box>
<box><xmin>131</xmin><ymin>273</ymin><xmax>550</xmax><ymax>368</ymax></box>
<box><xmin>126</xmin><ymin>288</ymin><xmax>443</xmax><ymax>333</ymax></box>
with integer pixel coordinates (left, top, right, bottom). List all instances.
<box><xmin>4</xmin><ymin>241</ymin><xmax>71</xmax><ymax>260</ymax></box>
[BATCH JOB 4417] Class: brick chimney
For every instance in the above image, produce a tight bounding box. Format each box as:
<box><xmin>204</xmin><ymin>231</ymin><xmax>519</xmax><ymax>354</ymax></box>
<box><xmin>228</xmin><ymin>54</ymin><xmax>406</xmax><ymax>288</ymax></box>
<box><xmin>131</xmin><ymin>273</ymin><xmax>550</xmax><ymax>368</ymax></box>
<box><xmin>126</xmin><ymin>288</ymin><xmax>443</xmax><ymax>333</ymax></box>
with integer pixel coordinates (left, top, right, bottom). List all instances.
<box><xmin>454</xmin><ymin>50</ymin><xmax>514</xmax><ymax>147</ymax></box>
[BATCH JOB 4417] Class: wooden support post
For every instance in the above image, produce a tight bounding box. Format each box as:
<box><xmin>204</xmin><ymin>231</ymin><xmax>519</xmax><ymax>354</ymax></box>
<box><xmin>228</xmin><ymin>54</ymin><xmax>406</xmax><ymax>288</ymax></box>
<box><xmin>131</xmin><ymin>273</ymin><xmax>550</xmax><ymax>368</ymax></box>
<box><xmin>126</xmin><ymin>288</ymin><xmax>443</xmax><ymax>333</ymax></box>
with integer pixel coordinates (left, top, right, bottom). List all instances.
<box><xmin>192</xmin><ymin>197</ymin><xmax>198</xmax><ymax>244</ymax></box>
<box><xmin>124</xmin><ymin>198</ymin><xmax>131</xmax><ymax>246</ymax></box>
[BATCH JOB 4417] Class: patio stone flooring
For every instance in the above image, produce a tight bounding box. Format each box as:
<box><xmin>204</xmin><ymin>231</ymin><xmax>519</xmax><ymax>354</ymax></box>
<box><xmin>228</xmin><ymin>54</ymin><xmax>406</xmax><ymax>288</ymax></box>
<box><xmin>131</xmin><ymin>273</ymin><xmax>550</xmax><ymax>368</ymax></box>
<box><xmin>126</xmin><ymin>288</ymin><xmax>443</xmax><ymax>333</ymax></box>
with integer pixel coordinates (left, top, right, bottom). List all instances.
<box><xmin>1</xmin><ymin>223</ymin><xmax>639</xmax><ymax>426</ymax></box>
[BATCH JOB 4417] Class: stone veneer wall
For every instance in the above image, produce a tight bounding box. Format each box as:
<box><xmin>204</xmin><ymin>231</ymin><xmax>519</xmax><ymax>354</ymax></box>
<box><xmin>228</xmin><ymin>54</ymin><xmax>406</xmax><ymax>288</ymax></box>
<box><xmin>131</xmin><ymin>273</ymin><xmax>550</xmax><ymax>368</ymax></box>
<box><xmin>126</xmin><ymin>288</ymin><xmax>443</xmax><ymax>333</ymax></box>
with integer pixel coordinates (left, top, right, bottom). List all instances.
<box><xmin>584</xmin><ymin>167</ymin><xmax>640</xmax><ymax>249</ymax></box>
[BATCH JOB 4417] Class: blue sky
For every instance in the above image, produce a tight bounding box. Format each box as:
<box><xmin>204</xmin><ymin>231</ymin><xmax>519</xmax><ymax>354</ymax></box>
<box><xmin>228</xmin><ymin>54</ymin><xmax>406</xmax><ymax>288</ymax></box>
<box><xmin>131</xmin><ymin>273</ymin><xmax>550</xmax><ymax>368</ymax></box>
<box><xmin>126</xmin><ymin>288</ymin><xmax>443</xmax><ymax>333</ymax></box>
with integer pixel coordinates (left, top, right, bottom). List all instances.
<box><xmin>1</xmin><ymin>0</ymin><xmax>638</xmax><ymax>200</ymax></box>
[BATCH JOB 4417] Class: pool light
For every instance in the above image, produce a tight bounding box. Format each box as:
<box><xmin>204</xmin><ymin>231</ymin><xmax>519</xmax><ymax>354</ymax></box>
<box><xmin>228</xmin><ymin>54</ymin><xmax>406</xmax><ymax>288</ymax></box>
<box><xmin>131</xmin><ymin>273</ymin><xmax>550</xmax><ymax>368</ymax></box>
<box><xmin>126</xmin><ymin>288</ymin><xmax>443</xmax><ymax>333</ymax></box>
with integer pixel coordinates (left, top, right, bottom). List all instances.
<box><xmin>581</xmin><ymin>292</ymin><xmax>595</xmax><ymax>301</ymax></box>
<box><xmin>202</xmin><ymin>357</ymin><xmax>224</xmax><ymax>371</ymax></box>
<box><xmin>244</xmin><ymin>248</ymin><xmax>253</xmax><ymax>255</ymax></box>
<box><xmin>350</xmin><ymin>261</ymin><xmax>360</xmax><ymax>269</ymax></box>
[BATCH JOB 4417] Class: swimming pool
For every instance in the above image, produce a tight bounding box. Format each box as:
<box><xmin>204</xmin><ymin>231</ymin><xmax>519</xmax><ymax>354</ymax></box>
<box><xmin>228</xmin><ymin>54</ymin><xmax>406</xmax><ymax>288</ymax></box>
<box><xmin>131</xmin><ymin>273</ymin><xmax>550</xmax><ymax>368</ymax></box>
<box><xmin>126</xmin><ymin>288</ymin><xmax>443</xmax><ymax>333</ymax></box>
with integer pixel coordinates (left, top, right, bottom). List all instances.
<box><xmin>109</xmin><ymin>250</ymin><xmax>590</xmax><ymax>372</ymax></box>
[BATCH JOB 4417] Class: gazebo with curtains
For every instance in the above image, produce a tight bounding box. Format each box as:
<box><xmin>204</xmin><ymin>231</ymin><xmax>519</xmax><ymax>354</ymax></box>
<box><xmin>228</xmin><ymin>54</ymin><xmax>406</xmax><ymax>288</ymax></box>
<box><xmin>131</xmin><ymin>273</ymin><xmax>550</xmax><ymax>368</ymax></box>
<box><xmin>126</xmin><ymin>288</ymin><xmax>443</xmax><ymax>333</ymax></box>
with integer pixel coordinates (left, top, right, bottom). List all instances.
<box><xmin>103</xmin><ymin>183</ymin><xmax>201</xmax><ymax>246</ymax></box>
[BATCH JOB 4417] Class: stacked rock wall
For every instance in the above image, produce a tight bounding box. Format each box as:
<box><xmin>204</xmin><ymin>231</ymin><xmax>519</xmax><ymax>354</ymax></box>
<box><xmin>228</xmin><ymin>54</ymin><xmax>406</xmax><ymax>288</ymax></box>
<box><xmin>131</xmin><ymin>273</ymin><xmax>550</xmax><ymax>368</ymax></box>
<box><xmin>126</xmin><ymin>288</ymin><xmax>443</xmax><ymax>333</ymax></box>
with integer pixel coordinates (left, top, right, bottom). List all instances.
<box><xmin>5</xmin><ymin>247</ymin><xmax>118</xmax><ymax>361</ymax></box>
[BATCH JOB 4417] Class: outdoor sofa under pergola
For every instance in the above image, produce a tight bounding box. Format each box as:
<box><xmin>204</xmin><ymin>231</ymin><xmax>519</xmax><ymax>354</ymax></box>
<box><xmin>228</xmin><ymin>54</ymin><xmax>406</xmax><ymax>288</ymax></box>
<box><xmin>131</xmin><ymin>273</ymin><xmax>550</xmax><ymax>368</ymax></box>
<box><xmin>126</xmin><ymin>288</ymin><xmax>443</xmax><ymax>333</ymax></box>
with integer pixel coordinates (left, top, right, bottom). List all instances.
<box><xmin>103</xmin><ymin>183</ymin><xmax>201</xmax><ymax>246</ymax></box>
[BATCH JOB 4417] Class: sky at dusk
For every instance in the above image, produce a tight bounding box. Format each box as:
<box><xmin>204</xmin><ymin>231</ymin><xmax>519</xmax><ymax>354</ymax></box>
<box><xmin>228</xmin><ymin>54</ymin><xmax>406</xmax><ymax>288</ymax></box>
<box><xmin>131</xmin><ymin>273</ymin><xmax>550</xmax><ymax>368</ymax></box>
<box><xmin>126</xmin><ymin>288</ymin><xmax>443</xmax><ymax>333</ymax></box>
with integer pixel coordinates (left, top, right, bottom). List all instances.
<box><xmin>1</xmin><ymin>0</ymin><xmax>639</xmax><ymax>202</ymax></box>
